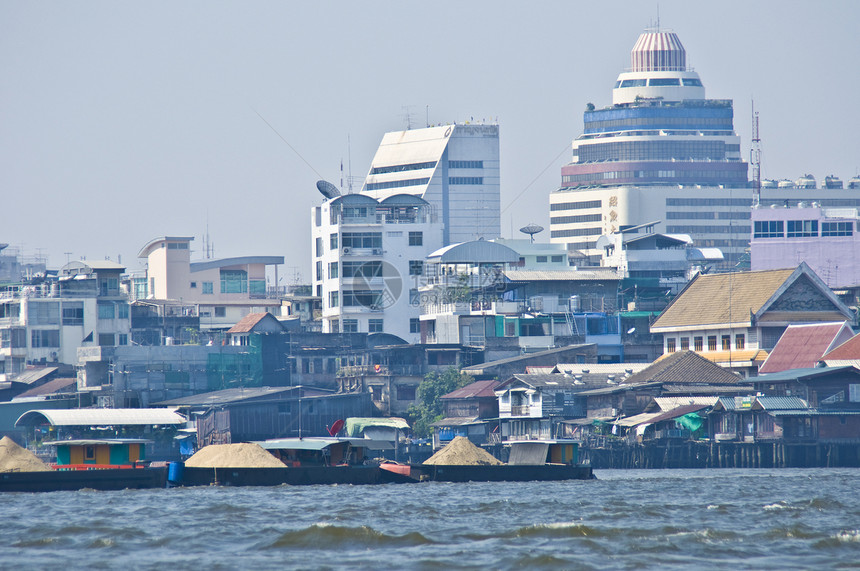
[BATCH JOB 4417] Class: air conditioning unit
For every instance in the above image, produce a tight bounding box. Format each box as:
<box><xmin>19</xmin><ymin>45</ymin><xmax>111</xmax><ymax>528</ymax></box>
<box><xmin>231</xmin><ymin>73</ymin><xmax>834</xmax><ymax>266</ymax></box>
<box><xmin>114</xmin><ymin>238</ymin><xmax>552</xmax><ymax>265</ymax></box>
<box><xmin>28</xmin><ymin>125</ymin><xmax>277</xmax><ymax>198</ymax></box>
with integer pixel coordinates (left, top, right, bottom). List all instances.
<box><xmin>342</xmin><ymin>247</ymin><xmax>351</xmax><ymax>254</ymax></box>
<box><xmin>372</xmin><ymin>248</ymin><xmax>383</xmax><ymax>255</ymax></box>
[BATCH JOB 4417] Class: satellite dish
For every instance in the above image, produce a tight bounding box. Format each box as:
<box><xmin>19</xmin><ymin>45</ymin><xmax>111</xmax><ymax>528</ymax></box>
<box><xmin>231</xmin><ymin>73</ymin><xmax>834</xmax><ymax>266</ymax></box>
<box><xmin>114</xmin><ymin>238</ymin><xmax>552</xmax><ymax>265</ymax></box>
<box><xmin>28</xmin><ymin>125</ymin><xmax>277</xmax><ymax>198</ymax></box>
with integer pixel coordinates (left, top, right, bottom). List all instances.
<box><xmin>316</xmin><ymin>180</ymin><xmax>341</xmax><ymax>200</ymax></box>
<box><xmin>519</xmin><ymin>223</ymin><xmax>544</xmax><ymax>243</ymax></box>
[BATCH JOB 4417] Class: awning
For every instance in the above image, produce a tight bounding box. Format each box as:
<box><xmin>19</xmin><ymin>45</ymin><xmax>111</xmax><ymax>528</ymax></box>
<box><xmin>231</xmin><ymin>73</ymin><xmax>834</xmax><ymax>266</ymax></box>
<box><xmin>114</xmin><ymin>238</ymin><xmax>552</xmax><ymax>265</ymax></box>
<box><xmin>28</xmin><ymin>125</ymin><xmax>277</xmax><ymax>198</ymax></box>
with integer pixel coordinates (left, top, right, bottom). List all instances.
<box><xmin>615</xmin><ymin>412</ymin><xmax>662</xmax><ymax>427</ymax></box>
<box><xmin>345</xmin><ymin>417</ymin><xmax>409</xmax><ymax>437</ymax></box>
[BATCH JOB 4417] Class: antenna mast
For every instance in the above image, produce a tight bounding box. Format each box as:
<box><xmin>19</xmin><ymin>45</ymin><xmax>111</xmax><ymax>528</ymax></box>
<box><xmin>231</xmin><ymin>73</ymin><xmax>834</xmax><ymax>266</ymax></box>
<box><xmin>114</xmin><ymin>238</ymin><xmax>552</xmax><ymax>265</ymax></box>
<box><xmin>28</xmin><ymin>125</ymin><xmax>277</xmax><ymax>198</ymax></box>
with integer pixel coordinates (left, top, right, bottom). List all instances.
<box><xmin>751</xmin><ymin>100</ymin><xmax>762</xmax><ymax>206</ymax></box>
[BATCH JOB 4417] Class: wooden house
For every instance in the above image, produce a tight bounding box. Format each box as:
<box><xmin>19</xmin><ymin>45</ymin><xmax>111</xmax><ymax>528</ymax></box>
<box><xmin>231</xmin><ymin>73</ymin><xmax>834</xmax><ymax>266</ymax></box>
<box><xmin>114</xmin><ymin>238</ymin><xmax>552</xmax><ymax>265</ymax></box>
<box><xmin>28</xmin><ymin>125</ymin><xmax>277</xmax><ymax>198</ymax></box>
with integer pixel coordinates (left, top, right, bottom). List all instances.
<box><xmin>46</xmin><ymin>438</ymin><xmax>150</xmax><ymax>469</ymax></box>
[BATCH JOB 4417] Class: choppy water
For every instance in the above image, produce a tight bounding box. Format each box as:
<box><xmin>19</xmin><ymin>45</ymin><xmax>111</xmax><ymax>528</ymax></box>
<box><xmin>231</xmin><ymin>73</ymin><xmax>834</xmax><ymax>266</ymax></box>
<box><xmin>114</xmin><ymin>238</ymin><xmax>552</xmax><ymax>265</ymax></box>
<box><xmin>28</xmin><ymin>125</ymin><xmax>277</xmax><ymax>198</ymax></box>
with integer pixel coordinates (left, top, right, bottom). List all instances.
<box><xmin>1</xmin><ymin>468</ymin><xmax>859</xmax><ymax>570</ymax></box>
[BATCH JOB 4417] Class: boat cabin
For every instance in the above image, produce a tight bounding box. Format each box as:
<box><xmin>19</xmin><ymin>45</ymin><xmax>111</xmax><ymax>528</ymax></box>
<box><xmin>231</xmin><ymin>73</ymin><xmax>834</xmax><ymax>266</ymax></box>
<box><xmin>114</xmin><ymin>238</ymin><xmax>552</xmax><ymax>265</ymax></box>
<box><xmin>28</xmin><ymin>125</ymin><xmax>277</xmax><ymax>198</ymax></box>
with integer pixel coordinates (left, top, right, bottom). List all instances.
<box><xmin>255</xmin><ymin>437</ymin><xmax>393</xmax><ymax>467</ymax></box>
<box><xmin>45</xmin><ymin>439</ymin><xmax>150</xmax><ymax>469</ymax></box>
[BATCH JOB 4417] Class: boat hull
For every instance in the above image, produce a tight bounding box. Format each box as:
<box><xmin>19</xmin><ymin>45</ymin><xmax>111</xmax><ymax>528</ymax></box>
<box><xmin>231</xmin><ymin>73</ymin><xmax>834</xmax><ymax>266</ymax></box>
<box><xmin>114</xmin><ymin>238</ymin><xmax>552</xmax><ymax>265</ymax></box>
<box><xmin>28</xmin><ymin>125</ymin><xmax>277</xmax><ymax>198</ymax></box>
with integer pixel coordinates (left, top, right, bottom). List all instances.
<box><xmin>0</xmin><ymin>467</ymin><xmax>168</xmax><ymax>493</ymax></box>
<box><xmin>175</xmin><ymin>465</ymin><xmax>415</xmax><ymax>487</ymax></box>
<box><xmin>407</xmin><ymin>464</ymin><xmax>594</xmax><ymax>482</ymax></box>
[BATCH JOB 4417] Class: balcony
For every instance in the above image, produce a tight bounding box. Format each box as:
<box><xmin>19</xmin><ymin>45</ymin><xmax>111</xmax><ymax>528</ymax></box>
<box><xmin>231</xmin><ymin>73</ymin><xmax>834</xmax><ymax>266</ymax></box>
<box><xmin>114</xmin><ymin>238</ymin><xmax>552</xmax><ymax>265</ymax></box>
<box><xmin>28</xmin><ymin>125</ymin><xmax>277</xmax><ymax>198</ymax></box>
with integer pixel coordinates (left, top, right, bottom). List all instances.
<box><xmin>510</xmin><ymin>405</ymin><xmax>532</xmax><ymax>417</ymax></box>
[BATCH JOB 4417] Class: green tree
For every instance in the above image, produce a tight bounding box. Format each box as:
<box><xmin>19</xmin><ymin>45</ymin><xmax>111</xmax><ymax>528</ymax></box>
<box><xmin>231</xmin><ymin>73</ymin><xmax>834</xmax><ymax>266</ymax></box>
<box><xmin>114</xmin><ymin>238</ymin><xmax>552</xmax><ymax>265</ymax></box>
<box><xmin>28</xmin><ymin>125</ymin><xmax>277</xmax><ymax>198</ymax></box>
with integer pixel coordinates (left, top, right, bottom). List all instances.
<box><xmin>407</xmin><ymin>367</ymin><xmax>474</xmax><ymax>438</ymax></box>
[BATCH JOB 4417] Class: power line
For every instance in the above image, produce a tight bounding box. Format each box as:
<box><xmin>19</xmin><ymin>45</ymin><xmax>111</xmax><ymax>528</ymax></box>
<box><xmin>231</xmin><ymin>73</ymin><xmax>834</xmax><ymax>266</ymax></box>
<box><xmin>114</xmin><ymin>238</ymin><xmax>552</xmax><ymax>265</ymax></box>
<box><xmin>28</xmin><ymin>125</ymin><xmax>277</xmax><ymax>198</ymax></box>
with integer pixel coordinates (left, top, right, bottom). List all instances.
<box><xmin>253</xmin><ymin>109</ymin><xmax>324</xmax><ymax>180</ymax></box>
<box><xmin>500</xmin><ymin>142</ymin><xmax>570</xmax><ymax>216</ymax></box>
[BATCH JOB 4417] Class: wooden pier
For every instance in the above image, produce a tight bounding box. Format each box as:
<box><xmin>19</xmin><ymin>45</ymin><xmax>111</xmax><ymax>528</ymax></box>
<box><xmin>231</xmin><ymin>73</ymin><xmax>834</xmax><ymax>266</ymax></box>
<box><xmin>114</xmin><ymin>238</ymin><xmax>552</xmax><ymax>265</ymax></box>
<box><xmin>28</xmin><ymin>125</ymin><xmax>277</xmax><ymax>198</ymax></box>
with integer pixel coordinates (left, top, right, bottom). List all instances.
<box><xmin>583</xmin><ymin>441</ymin><xmax>860</xmax><ymax>469</ymax></box>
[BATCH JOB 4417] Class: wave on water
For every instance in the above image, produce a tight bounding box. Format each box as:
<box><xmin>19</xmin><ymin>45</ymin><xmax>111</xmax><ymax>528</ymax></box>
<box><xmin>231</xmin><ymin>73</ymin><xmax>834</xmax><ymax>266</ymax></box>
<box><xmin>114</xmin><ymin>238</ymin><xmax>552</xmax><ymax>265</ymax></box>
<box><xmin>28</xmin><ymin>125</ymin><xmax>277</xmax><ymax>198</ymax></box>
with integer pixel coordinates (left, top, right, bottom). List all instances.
<box><xmin>763</xmin><ymin>501</ymin><xmax>795</xmax><ymax>511</ymax></box>
<box><xmin>262</xmin><ymin>523</ymin><xmax>435</xmax><ymax>550</ymax></box>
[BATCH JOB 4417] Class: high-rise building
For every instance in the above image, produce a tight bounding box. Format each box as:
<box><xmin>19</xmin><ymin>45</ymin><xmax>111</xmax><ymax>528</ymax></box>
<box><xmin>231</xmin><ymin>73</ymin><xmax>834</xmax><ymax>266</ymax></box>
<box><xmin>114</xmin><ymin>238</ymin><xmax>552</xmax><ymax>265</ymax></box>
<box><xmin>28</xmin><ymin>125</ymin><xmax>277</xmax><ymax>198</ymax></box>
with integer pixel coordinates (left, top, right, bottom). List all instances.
<box><xmin>362</xmin><ymin>123</ymin><xmax>500</xmax><ymax>245</ymax></box>
<box><xmin>550</xmin><ymin>28</ymin><xmax>860</xmax><ymax>267</ymax></box>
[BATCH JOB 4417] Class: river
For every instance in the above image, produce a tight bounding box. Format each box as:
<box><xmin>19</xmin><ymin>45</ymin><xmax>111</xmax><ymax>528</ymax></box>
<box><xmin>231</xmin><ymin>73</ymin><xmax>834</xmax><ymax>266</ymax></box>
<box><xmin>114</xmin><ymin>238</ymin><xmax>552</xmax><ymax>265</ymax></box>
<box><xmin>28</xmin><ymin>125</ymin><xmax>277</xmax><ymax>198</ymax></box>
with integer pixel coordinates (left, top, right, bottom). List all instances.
<box><xmin>2</xmin><ymin>468</ymin><xmax>858</xmax><ymax>569</ymax></box>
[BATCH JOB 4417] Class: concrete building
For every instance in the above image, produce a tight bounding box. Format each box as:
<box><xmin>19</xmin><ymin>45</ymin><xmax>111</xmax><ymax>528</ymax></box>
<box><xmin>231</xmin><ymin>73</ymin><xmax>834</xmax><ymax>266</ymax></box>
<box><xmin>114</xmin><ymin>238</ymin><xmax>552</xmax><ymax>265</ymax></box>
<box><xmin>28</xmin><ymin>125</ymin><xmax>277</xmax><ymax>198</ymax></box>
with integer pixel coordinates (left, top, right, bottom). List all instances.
<box><xmin>135</xmin><ymin>236</ymin><xmax>284</xmax><ymax>332</ymax></box>
<box><xmin>361</xmin><ymin>123</ymin><xmax>501</xmax><ymax>245</ymax></box>
<box><xmin>751</xmin><ymin>204</ymin><xmax>860</xmax><ymax>289</ymax></box>
<box><xmin>0</xmin><ymin>260</ymin><xmax>130</xmax><ymax>380</ymax></box>
<box><xmin>549</xmin><ymin>28</ymin><xmax>860</xmax><ymax>266</ymax></box>
<box><xmin>311</xmin><ymin>193</ymin><xmax>443</xmax><ymax>342</ymax></box>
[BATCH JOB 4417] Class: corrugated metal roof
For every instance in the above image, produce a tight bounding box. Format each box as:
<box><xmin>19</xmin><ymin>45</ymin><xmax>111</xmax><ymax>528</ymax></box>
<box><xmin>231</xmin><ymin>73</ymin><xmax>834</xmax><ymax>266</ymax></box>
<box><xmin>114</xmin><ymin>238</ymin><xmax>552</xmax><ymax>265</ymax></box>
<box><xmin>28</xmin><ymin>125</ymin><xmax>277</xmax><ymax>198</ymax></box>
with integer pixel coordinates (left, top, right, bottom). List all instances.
<box><xmin>255</xmin><ymin>437</ymin><xmax>394</xmax><ymax>451</ymax></box>
<box><xmin>752</xmin><ymin>396</ymin><xmax>809</xmax><ymax>411</ymax></box>
<box><xmin>13</xmin><ymin>377</ymin><xmax>76</xmax><ymax>399</ymax></box>
<box><xmin>430</xmin><ymin>417</ymin><xmax>485</xmax><ymax>427</ymax></box>
<box><xmin>11</xmin><ymin>367</ymin><xmax>59</xmax><ymax>386</ymax></box>
<box><xmin>15</xmin><ymin>408</ymin><xmax>186</xmax><ymax>427</ymax></box>
<box><xmin>153</xmin><ymin>386</ymin><xmax>323</xmax><ymax>406</ymax></box>
<box><xmin>441</xmin><ymin>380</ymin><xmax>501</xmax><ymax>400</ymax></box>
<box><xmin>503</xmin><ymin>269</ymin><xmax>621</xmax><ymax>282</ymax></box>
<box><xmin>427</xmin><ymin>240</ymin><xmax>520</xmax><ymax>264</ymax></box>
<box><xmin>652</xmin><ymin>396</ymin><xmax>720</xmax><ymax>411</ymax></box>
<box><xmin>749</xmin><ymin>366</ymin><xmax>860</xmax><ymax>383</ymax></box>
<box><xmin>190</xmin><ymin>256</ymin><xmax>284</xmax><ymax>273</ymax></box>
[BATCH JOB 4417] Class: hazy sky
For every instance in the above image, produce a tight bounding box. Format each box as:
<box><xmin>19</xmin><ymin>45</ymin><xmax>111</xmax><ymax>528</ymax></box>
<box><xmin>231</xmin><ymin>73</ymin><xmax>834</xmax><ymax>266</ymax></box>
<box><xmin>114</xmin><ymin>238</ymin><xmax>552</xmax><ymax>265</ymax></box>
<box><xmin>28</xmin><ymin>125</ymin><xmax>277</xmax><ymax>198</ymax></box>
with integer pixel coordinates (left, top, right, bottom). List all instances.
<box><xmin>3</xmin><ymin>1</ymin><xmax>858</xmax><ymax>282</ymax></box>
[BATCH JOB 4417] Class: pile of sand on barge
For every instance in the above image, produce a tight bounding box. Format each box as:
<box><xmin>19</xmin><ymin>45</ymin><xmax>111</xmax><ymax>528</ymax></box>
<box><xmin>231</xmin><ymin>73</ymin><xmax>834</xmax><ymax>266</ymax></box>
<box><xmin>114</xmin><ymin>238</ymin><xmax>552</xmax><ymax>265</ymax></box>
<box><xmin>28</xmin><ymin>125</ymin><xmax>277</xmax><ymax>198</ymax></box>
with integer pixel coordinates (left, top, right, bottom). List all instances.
<box><xmin>0</xmin><ymin>436</ymin><xmax>52</xmax><ymax>473</ymax></box>
<box><xmin>185</xmin><ymin>443</ymin><xmax>287</xmax><ymax>468</ymax></box>
<box><xmin>423</xmin><ymin>436</ymin><xmax>503</xmax><ymax>466</ymax></box>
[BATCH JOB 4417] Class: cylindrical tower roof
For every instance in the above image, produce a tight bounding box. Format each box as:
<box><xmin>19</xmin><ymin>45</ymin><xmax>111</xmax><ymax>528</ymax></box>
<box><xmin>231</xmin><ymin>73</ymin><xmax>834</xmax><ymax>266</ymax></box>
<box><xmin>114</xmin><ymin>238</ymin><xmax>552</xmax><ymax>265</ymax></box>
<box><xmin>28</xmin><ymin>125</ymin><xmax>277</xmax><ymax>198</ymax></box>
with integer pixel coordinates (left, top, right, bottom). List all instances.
<box><xmin>631</xmin><ymin>31</ymin><xmax>686</xmax><ymax>72</ymax></box>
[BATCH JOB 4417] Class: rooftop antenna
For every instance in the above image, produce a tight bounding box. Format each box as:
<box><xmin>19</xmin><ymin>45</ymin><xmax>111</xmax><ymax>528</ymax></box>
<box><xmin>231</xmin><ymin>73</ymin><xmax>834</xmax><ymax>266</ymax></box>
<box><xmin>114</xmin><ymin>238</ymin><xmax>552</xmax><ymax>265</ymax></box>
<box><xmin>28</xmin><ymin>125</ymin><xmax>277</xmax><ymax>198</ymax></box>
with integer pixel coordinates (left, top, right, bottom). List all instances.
<box><xmin>519</xmin><ymin>223</ymin><xmax>545</xmax><ymax>243</ymax></box>
<box><xmin>348</xmin><ymin>134</ymin><xmax>354</xmax><ymax>193</ymax></box>
<box><xmin>751</xmin><ymin>100</ymin><xmax>762</xmax><ymax>207</ymax></box>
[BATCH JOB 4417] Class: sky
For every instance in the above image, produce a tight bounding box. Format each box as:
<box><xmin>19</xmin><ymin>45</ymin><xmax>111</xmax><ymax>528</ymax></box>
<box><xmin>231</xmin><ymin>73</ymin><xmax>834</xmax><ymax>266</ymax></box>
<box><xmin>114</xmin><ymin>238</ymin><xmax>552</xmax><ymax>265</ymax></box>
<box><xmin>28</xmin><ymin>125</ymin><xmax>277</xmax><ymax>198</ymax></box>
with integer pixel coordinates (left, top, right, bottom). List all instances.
<box><xmin>2</xmin><ymin>1</ymin><xmax>858</xmax><ymax>284</ymax></box>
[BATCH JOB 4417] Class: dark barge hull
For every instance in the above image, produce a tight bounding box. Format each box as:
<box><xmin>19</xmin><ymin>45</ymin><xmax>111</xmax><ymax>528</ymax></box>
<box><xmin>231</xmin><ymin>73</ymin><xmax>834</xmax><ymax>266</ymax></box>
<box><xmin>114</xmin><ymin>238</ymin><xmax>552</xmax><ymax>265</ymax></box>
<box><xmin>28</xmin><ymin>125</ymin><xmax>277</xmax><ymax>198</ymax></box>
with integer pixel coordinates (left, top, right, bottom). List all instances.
<box><xmin>408</xmin><ymin>464</ymin><xmax>594</xmax><ymax>482</ymax></box>
<box><xmin>175</xmin><ymin>465</ymin><xmax>415</xmax><ymax>487</ymax></box>
<box><xmin>0</xmin><ymin>467</ymin><xmax>168</xmax><ymax>493</ymax></box>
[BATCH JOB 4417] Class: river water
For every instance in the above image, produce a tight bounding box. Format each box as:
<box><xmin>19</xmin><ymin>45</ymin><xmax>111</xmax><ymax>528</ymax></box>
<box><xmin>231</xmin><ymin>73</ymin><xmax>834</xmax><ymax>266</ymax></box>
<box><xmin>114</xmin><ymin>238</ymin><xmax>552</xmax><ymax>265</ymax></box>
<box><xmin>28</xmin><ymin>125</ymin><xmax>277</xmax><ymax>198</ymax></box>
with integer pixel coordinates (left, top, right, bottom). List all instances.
<box><xmin>2</xmin><ymin>468</ymin><xmax>858</xmax><ymax>570</ymax></box>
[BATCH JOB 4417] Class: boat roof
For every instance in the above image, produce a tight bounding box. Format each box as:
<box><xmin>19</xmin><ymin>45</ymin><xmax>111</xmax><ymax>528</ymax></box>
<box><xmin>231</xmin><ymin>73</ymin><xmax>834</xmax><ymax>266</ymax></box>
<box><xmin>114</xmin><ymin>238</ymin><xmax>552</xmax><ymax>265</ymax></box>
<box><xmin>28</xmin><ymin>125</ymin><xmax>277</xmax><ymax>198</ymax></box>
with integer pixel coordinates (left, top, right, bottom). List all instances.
<box><xmin>254</xmin><ymin>437</ymin><xmax>394</xmax><ymax>451</ymax></box>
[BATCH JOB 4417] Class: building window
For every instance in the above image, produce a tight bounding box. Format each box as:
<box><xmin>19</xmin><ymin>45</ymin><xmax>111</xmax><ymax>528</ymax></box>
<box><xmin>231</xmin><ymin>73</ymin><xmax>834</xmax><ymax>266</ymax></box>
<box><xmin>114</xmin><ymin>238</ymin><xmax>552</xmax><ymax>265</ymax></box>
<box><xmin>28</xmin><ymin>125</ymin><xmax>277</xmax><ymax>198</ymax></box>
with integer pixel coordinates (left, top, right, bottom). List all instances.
<box><xmin>330</xmin><ymin>233</ymin><xmax>338</xmax><ymax>250</ymax></box>
<box><xmin>753</xmin><ymin>220</ymin><xmax>784</xmax><ymax>238</ymax></box>
<box><xmin>62</xmin><ymin>302</ymin><xmax>84</xmax><ymax>326</ymax></box>
<box><xmin>342</xmin><ymin>232</ymin><xmax>382</xmax><ymax>249</ymax></box>
<box><xmin>190</xmin><ymin>282</ymin><xmax>197</xmax><ymax>289</ymax></box>
<box><xmin>98</xmin><ymin>333</ymin><xmax>115</xmax><ymax>346</ymax></box>
<box><xmin>721</xmin><ymin>335</ymin><xmax>731</xmax><ymax>350</ymax></box>
<box><xmin>220</xmin><ymin>269</ymin><xmax>248</xmax><ymax>294</ymax></box>
<box><xmin>449</xmin><ymin>177</ymin><xmax>483</xmax><ymax>185</ymax></box>
<box><xmin>202</xmin><ymin>282</ymin><xmax>213</xmax><ymax>295</ymax></box>
<box><xmin>735</xmin><ymin>334</ymin><xmax>745</xmax><ymax>350</ymax></box>
<box><xmin>97</xmin><ymin>303</ymin><xmax>115</xmax><ymax>320</ymax></box>
<box><xmin>117</xmin><ymin>303</ymin><xmax>129</xmax><ymax>319</ymax></box>
<box><xmin>30</xmin><ymin>329</ymin><xmax>60</xmax><ymax>348</ymax></box>
<box><xmin>822</xmin><ymin>222</ymin><xmax>853</xmax><ymax>237</ymax></box>
<box><xmin>343</xmin><ymin>290</ymin><xmax>383</xmax><ymax>308</ymax></box>
<box><xmin>342</xmin><ymin>319</ymin><xmax>358</xmax><ymax>333</ymax></box>
<box><xmin>28</xmin><ymin>302</ymin><xmax>59</xmax><ymax>325</ymax></box>
<box><xmin>330</xmin><ymin>320</ymin><xmax>339</xmax><ymax>333</ymax></box>
<box><xmin>536</xmin><ymin>256</ymin><xmax>548</xmax><ymax>263</ymax></box>
<box><xmin>694</xmin><ymin>336</ymin><xmax>703</xmax><ymax>351</ymax></box>
<box><xmin>342</xmin><ymin>261</ymin><xmax>382</xmax><ymax>279</ymax></box>
<box><xmin>680</xmin><ymin>337</ymin><xmax>689</xmax><ymax>350</ymax></box>
<box><xmin>329</xmin><ymin>292</ymin><xmax>339</xmax><ymax>308</ymax></box>
<box><xmin>786</xmin><ymin>220</ymin><xmax>818</xmax><ymax>238</ymax></box>
<box><xmin>329</xmin><ymin>262</ymin><xmax>339</xmax><ymax>279</ymax></box>
<box><xmin>315</xmin><ymin>237</ymin><xmax>323</xmax><ymax>257</ymax></box>
<box><xmin>410</xmin><ymin>318</ymin><xmax>420</xmax><ymax>334</ymax></box>
<box><xmin>448</xmin><ymin>160</ymin><xmax>483</xmax><ymax>169</ymax></box>
<box><xmin>409</xmin><ymin>289</ymin><xmax>419</xmax><ymax>305</ymax></box>
<box><xmin>708</xmin><ymin>336</ymin><xmax>717</xmax><ymax>351</ymax></box>
<box><xmin>408</xmin><ymin>232</ymin><xmax>423</xmax><ymax>246</ymax></box>
<box><xmin>368</xmin><ymin>319</ymin><xmax>383</xmax><ymax>333</ymax></box>
<box><xmin>214</xmin><ymin>307</ymin><xmax>226</xmax><ymax>318</ymax></box>
<box><xmin>409</xmin><ymin>260</ymin><xmax>423</xmax><ymax>276</ymax></box>
<box><xmin>118</xmin><ymin>334</ymin><xmax>128</xmax><ymax>346</ymax></box>
<box><xmin>316</xmin><ymin>261</ymin><xmax>323</xmax><ymax>281</ymax></box>
<box><xmin>666</xmin><ymin>338</ymin><xmax>676</xmax><ymax>352</ymax></box>
<box><xmin>551</xmin><ymin>255</ymin><xmax>564</xmax><ymax>263</ymax></box>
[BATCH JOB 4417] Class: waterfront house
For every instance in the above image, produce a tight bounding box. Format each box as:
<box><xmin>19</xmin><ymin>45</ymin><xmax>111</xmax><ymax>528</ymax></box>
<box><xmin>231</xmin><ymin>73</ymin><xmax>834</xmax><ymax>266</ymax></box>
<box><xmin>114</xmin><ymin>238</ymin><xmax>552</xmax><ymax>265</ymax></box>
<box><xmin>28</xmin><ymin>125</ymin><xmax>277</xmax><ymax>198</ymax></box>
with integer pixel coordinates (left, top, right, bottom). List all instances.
<box><xmin>650</xmin><ymin>263</ymin><xmax>855</xmax><ymax>376</ymax></box>
<box><xmin>431</xmin><ymin>379</ymin><xmax>502</xmax><ymax>449</ymax></box>
<box><xmin>46</xmin><ymin>438</ymin><xmax>150</xmax><ymax>468</ymax></box>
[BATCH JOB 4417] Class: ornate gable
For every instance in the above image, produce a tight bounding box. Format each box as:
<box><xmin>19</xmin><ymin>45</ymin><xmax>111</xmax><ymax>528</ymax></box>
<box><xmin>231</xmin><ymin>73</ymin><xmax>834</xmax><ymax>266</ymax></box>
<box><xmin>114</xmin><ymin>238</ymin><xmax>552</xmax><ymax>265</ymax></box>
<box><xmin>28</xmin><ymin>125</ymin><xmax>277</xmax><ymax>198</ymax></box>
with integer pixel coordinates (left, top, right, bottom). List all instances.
<box><xmin>767</xmin><ymin>275</ymin><xmax>839</xmax><ymax>313</ymax></box>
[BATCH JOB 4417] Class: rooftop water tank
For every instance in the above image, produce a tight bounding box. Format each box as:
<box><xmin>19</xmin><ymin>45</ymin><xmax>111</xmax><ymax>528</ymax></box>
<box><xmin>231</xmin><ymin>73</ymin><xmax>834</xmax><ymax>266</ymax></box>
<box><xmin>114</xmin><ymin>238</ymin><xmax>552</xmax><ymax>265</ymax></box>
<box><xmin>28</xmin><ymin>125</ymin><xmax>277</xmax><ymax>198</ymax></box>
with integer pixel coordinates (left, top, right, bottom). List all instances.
<box><xmin>777</xmin><ymin>179</ymin><xmax>795</xmax><ymax>189</ymax></box>
<box><xmin>761</xmin><ymin>179</ymin><xmax>778</xmax><ymax>189</ymax></box>
<box><xmin>795</xmin><ymin>174</ymin><xmax>816</xmax><ymax>189</ymax></box>
<box><xmin>824</xmin><ymin>175</ymin><xmax>843</xmax><ymax>189</ymax></box>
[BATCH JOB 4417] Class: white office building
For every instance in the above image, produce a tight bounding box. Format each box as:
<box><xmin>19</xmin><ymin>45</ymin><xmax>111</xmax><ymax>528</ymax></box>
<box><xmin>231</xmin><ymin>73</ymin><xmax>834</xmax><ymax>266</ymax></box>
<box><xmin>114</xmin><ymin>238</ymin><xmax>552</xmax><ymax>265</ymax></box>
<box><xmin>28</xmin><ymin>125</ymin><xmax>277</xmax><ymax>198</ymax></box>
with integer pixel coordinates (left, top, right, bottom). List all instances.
<box><xmin>311</xmin><ymin>193</ymin><xmax>443</xmax><ymax>342</ymax></box>
<box><xmin>361</xmin><ymin>123</ymin><xmax>500</xmax><ymax>245</ymax></box>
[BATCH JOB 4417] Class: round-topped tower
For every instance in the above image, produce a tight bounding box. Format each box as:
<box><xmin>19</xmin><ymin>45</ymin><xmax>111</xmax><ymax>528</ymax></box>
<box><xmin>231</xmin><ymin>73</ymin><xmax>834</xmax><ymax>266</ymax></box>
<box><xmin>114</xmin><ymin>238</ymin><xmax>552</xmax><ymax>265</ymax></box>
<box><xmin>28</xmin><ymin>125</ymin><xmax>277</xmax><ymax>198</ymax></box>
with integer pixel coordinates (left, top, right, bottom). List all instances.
<box><xmin>612</xmin><ymin>30</ymin><xmax>705</xmax><ymax>105</ymax></box>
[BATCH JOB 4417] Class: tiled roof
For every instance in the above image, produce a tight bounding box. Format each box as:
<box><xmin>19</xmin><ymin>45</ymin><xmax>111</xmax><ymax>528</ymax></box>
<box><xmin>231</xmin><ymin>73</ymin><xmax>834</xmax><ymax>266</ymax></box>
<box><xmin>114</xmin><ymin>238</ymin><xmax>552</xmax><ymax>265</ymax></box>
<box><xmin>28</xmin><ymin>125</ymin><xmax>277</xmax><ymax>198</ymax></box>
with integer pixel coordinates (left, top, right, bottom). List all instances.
<box><xmin>227</xmin><ymin>312</ymin><xmax>282</xmax><ymax>334</ymax></box>
<box><xmin>622</xmin><ymin>350</ymin><xmax>741</xmax><ymax>385</ymax></box>
<box><xmin>759</xmin><ymin>322</ymin><xmax>854</xmax><ymax>373</ymax></box>
<box><xmin>651</xmin><ymin>268</ymin><xmax>795</xmax><ymax>329</ymax></box>
<box><xmin>822</xmin><ymin>332</ymin><xmax>860</xmax><ymax>361</ymax></box>
<box><xmin>441</xmin><ymin>380</ymin><xmax>502</xmax><ymax>400</ymax></box>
